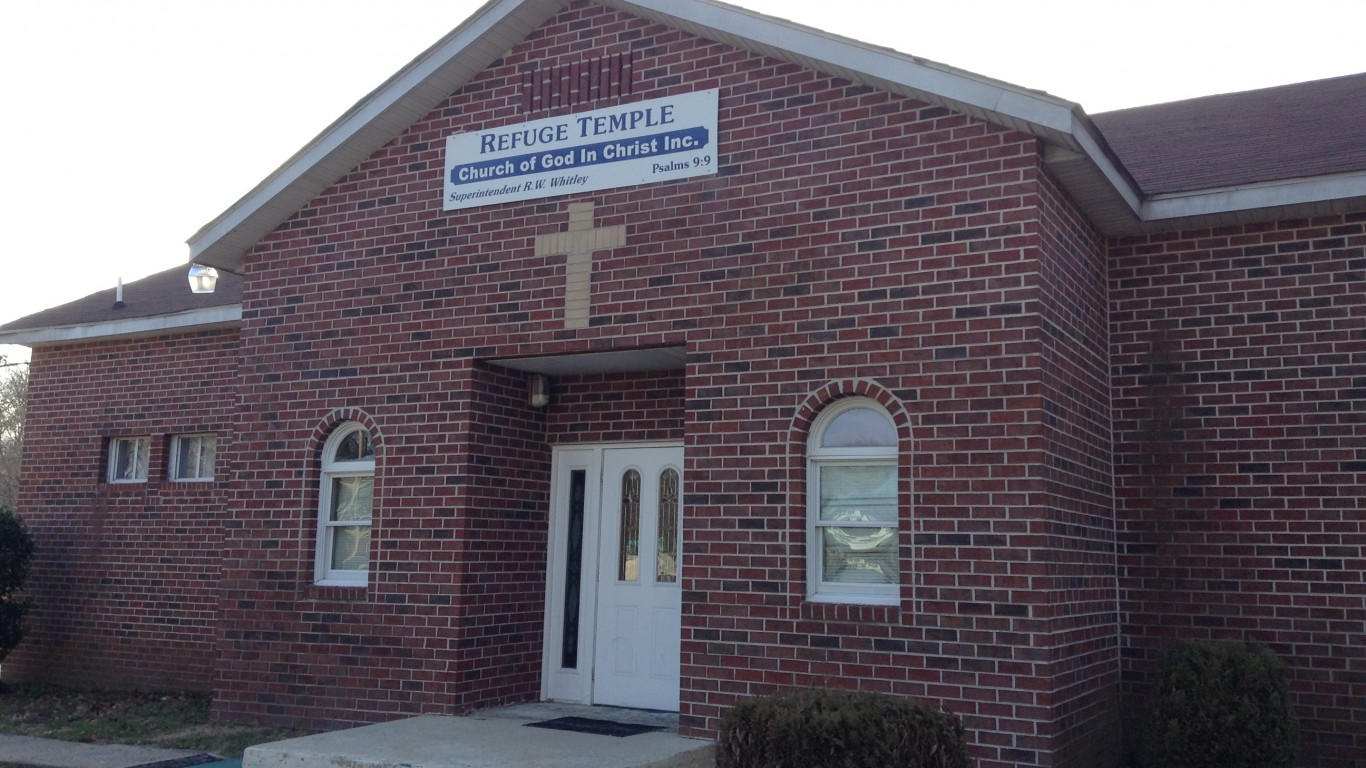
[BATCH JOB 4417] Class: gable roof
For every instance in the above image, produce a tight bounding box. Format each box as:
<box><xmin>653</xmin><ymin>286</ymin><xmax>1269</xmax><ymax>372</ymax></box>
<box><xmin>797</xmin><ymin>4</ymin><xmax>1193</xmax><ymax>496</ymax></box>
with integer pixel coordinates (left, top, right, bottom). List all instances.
<box><xmin>185</xmin><ymin>0</ymin><xmax>1138</xmax><ymax>272</ymax></box>
<box><xmin>1093</xmin><ymin>73</ymin><xmax>1366</xmax><ymax>195</ymax></box>
<box><xmin>188</xmin><ymin>0</ymin><xmax>1366</xmax><ymax>273</ymax></box>
<box><xmin>0</xmin><ymin>266</ymin><xmax>242</xmax><ymax>346</ymax></box>
<box><xmin>13</xmin><ymin>0</ymin><xmax>1366</xmax><ymax>347</ymax></box>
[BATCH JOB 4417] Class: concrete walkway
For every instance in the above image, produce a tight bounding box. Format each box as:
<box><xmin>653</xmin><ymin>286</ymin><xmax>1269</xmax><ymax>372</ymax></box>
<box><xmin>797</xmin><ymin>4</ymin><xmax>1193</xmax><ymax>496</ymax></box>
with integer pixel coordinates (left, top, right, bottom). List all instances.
<box><xmin>0</xmin><ymin>703</ymin><xmax>711</xmax><ymax>768</ymax></box>
<box><xmin>0</xmin><ymin>733</ymin><xmax>222</xmax><ymax>768</ymax></box>
<box><xmin>245</xmin><ymin>703</ymin><xmax>713</xmax><ymax>768</ymax></box>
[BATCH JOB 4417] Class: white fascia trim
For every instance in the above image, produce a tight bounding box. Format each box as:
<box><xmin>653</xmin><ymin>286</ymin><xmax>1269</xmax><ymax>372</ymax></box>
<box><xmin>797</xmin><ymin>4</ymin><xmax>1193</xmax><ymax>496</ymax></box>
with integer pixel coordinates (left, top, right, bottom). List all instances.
<box><xmin>0</xmin><ymin>306</ymin><xmax>242</xmax><ymax>346</ymax></box>
<box><xmin>618</xmin><ymin>0</ymin><xmax>1144</xmax><ymax>218</ymax></box>
<box><xmin>1143</xmin><ymin>170</ymin><xmax>1366</xmax><ymax>221</ymax></box>
<box><xmin>186</xmin><ymin>0</ymin><xmax>1158</xmax><ymax>265</ymax></box>
<box><xmin>626</xmin><ymin>0</ymin><xmax>1077</xmax><ymax>129</ymax></box>
<box><xmin>186</xmin><ymin>0</ymin><xmax>535</xmax><ymax>266</ymax></box>
<box><xmin>1066</xmin><ymin>115</ymin><xmax>1144</xmax><ymax>216</ymax></box>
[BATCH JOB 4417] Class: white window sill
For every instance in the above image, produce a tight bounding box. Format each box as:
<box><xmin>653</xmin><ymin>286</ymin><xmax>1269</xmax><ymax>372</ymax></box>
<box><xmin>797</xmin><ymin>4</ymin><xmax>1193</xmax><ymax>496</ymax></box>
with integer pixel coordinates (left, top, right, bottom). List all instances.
<box><xmin>806</xmin><ymin>591</ymin><xmax>899</xmax><ymax>607</ymax></box>
<box><xmin>315</xmin><ymin>575</ymin><xmax>368</xmax><ymax>588</ymax></box>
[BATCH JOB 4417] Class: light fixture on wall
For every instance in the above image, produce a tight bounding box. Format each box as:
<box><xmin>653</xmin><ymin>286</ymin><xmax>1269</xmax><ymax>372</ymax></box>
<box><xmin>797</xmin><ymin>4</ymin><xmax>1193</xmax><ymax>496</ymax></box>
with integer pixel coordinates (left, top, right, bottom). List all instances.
<box><xmin>187</xmin><ymin>264</ymin><xmax>219</xmax><ymax>294</ymax></box>
<box><xmin>529</xmin><ymin>374</ymin><xmax>551</xmax><ymax>408</ymax></box>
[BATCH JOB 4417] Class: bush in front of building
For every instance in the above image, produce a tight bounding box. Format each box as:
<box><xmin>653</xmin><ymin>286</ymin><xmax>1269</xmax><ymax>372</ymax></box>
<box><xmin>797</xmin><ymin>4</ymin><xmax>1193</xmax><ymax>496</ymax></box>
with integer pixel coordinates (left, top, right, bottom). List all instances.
<box><xmin>1139</xmin><ymin>640</ymin><xmax>1300</xmax><ymax>768</ymax></box>
<box><xmin>717</xmin><ymin>687</ymin><xmax>969</xmax><ymax>768</ymax></box>
<box><xmin>0</xmin><ymin>507</ymin><xmax>34</xmax><ymax>663</ymax></box>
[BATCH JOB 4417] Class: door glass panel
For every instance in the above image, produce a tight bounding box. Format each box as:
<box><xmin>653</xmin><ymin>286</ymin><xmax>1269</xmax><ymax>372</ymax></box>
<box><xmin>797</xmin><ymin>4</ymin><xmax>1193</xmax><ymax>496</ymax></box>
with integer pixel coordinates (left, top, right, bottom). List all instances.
<box><xmin>561</xmin><ymin>469</ymin><xmax>586</xmax><ymax>669</ymax></box>
<box><xmin>656</xmin><ymin>468</ymin><xmax>679</xmax><ymax>583</ymax></box>
<box><xmin>618</xmin><ymin>469</ymin><xmax>641</xmax><ymax>582</ymax></box>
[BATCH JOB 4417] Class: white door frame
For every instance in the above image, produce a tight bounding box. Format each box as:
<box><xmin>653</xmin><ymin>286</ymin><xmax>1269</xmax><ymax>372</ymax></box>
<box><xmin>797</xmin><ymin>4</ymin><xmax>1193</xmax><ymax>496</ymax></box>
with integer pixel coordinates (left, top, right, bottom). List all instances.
<box><xmin>541</xmin><ymin>441</ymin><xmax>683</xmax><ymax>707</ymax></box>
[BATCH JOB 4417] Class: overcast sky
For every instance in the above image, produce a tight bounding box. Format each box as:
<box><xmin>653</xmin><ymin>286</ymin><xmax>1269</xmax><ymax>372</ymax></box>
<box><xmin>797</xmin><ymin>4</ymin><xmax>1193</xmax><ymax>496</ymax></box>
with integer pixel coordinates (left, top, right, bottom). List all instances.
<box><xmin>3</xmin><ymin>0</ymin><xmax>1364</xmax><ymax>364</ymax></box>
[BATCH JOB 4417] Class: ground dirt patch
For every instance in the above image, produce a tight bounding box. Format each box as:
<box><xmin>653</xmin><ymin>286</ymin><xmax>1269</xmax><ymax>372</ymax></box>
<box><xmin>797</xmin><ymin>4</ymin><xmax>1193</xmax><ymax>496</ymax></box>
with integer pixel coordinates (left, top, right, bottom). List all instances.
<box><xmin>0</xmin><ymin>685</ymin><xmax>310</xmax><ymax>757</ymax></box>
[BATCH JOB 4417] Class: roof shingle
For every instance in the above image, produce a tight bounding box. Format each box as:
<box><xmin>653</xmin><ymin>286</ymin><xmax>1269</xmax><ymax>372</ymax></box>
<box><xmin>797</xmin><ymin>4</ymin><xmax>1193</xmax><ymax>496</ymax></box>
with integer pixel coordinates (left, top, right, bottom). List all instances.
<box><xmin>0</xmin><ymin>265</ymin><xmax>242</xmax><ymax>334</ymax></box>
<box><xmin>1092</xmin><ymin>73</ymin><xmax>1366</xmax><ymax>196</ymax></box>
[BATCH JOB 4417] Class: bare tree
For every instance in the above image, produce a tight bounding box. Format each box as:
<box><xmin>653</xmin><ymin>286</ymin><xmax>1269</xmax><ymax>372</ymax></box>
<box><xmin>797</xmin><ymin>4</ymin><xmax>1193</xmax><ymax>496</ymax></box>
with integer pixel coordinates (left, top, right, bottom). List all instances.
<box><xmin>0</xmin><ymin>357</ymin><xmax>26</xmax><ymax>513</ymax></box>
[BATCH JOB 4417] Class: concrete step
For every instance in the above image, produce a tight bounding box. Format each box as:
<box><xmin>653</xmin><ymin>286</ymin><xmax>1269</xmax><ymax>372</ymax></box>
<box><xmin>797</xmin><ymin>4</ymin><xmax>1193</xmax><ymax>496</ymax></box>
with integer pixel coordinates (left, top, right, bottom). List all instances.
<box><xmin>243</xmin><ymin>704</ymin><xmax>714</xmax><ymax>768</ymax></box>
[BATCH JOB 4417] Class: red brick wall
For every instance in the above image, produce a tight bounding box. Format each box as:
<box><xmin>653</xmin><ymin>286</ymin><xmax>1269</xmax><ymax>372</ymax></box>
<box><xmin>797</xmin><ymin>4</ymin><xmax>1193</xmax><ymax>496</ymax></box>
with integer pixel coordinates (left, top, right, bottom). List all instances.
<box><xmin>15</xmin><ymin>4</ymin><xmax>1364</xmax><ymax>764</ymax></box>
<box><xmin>1111</xmin><ymin>213</ymin><xmax>1366</xmax><ymax>767</ymax></box>
<box><xmin>207</xmin><ymin>1</ymin><xmax>1122</xmax><ymax>764</ymax></box>
<box><xmin>547</xmin><ymin>370</ymin><xmax>685</xmax><ymax>444</ymax></box>
<box><xmin>7</xmin><ymin>329</ymin><xmax>237</xmax><ymax>691</ymax></box>
<box><xmin>211</xmin><ymin>360</ymin><xmax>686</xmax><ymax>728</ymax></box>
<box><xmin>1035</xmin><ymin>172</ymin><xmax>1119</xmax><ymax>766</ymax></box>
<box><xmin>212</xmin><ymin>367</ymin><xmax>552</xmax><ymax>729</ymax></box>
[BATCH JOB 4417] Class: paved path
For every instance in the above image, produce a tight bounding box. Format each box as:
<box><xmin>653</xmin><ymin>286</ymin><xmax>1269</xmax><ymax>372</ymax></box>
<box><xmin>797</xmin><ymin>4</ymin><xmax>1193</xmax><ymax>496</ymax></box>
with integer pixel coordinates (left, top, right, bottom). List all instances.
<box><xmin>0</xmin><ymin>702</ymin><xmax>712</xmax><ymax>768</ymax></box>
<box><xmin>0</xmin><ymin>733</ymin><xmax>219</xmax><ymax>768</ymax></box>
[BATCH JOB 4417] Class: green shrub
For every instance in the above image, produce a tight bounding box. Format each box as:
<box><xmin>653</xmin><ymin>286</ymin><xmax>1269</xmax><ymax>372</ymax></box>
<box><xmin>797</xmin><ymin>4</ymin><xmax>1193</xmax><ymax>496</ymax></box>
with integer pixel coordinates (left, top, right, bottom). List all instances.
<box><xmin>0</xmin><ymin>507</ymin><xmax>34</xmax><ymax>662</ymax></box>
<box><xmin>717</xmin><ymin>687</ymin><xmax>969</xmax><ymax>768</ymax></box>
<box><xmin>1139</xmin><ymin>640</ymin><xmax>1299</xmax><ymax>768</ymax></box>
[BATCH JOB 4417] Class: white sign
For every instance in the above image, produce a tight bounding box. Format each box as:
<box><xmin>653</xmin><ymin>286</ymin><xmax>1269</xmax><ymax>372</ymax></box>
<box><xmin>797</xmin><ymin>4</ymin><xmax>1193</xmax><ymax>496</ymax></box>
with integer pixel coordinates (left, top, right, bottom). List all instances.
<box><xmin>443</xmin><ymin>89</ymin><xmax>718</xmax><ymax>210</ymax></box>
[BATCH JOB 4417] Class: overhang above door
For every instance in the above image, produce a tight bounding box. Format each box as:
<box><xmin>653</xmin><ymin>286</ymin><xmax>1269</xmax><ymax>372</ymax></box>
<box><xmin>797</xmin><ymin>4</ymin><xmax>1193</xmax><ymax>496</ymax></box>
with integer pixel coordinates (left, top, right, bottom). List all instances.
<box><xmin>488</xmin><ymin>346</ymin><xmax>686</xmax><ymax>376</ymax></box>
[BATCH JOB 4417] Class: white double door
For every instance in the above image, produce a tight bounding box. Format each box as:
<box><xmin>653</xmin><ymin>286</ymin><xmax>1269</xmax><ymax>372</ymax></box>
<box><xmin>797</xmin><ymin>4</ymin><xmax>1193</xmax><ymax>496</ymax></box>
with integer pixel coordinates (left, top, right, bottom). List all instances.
<box><xmin>543</xmin><ymin>444</ymin><xmax>682</xmax><ymax>711</ymax></box>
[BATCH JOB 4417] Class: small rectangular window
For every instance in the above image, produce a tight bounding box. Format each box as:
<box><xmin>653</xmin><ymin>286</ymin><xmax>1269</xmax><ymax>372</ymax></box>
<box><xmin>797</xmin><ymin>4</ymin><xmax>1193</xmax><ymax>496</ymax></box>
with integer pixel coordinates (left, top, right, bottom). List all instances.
<box><xmin>108</xmin><ymin>437</ymin><xmax>151</xmax><ymax>483</ymax></box>
<box><xmin>171</xmin><ymin>434</ymin><xmax>216</xmax><ymax>481</ymax></box>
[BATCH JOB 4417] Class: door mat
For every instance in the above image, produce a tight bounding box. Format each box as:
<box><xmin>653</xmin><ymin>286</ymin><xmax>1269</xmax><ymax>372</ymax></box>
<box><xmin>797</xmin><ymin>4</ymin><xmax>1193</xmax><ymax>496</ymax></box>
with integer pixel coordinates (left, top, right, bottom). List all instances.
<box><xmin>526</xmin><ymin>716</ymin><xmax>663</xmax><ymax>737</ymax></box>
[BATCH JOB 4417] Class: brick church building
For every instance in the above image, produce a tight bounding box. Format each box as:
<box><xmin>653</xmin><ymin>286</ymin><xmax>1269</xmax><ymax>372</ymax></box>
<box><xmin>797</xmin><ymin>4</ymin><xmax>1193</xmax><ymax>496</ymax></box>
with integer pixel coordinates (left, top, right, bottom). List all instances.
<box><xmin>2</xmin><ymin>0</ymin><xmax>1362</xmax><ymax>765</ymax></box>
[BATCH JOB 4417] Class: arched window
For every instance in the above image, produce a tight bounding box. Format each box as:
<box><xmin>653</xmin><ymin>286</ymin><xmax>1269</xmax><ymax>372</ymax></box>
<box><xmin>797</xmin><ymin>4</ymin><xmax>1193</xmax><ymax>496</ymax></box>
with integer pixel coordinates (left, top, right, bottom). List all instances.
<box><xmin>316</xmin><ymin>422</ymin><xmax>375</xmax><ymax>586</ymax></box>
<box><xmin>807</xmin><ymin>397</ymin><xmax>900</xmax><ymax>604</ymax></box>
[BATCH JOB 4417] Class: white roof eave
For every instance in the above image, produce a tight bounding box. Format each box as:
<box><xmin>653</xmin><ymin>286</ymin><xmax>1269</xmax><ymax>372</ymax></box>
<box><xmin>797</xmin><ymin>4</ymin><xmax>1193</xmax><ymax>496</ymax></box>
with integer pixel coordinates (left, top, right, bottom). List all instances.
<box><xmin>609</xmin><ymin>0</ymin><xmax>1148</xmax><ymax>202</ymax></box>
<box><xmin>186</xmin><ymin>0</ymin><xmax>1366</xmax><ymax>267</ymax></box>
<box><xmin>188</xmin><ymin>0</ymin><xmax>1152</xmax><ymax>270</ymax></box>
<box><xmin>0</xmin><ymin>306</ymin><xmax>243</xmax><ymax>347</ymax></box>
<box><xmin>187</xmin><ymin>0</ymin><xmax>567</xmax><ymax>271</ymax></box>
<box><xmin>1143</xmin><ymin>169</ymin><xmax>1366</xmax><ymax>222</ymax></box>
<box><xmin>617</xmin><ymin>0</ymin><xmax>1079</xmax><ymax>128</ymax></box>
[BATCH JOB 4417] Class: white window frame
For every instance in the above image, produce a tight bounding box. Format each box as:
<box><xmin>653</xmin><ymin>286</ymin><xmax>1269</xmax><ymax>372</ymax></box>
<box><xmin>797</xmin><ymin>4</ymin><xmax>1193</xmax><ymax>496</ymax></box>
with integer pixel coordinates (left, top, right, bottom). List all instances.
<box><xmin>806</xmin><ymin>397</ymin><xmax>901</xmax><ymax>605</ymax></box>
<box><xmin>315</xmin><ymin>422</ymin><xmax>375</xmax><ymax>587</ymax></box>
<box><xmin>107</xmin><ymin>436</ymin><xmax>151</xmax><ymax>483</ymax></box>
<box><xmin>170</xmin><ymin>434</ymin><xmax>217</xmax><ymax>482</ymax></box>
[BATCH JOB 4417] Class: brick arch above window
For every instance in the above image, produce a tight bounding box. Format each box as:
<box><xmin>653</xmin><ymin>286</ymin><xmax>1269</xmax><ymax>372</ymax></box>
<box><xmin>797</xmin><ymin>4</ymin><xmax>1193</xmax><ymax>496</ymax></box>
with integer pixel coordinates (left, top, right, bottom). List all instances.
<box><xmin>308</xmin><ymin>408</ymin><xmax>384</xmax><ymax>458</ymax></box>
<box><xmin>788</xmin><ymin>379</ymin><xmax>912</xmax><ymax>453</ymax></box>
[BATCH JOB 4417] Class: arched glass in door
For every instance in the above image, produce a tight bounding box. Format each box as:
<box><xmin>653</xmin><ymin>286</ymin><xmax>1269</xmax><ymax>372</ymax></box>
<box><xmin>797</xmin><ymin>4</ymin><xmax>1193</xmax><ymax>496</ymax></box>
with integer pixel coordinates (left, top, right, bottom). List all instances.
<box><xmin>657</xmin><ymin>468</ymin><xmax>679</xmax><ymax>583</ymax></box>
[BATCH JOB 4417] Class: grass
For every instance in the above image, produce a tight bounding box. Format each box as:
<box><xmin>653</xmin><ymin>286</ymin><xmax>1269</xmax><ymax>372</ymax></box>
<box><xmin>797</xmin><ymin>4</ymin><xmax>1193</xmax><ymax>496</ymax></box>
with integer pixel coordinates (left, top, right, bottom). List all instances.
<box><xmin>0</xmin><ymin>684</ymin><xmax>312</xmax><ymax>758</ymax></box>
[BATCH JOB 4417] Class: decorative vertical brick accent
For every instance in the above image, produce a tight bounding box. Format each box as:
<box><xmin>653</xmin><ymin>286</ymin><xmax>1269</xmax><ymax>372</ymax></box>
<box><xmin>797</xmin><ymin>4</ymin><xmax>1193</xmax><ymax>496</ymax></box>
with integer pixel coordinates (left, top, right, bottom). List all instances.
<box><xmin>7</xmin><ymin>329</ymin><xmax>237</xmax><ymax>691</ymax></box>
<box><xmin>1110</xmin><ymin>214</ymin><xmax>1366</xmax><ymax>767</ymax></box>
<box><xmin>522</xmin><ymin>52</ymin><xmax>635</xmax><ymax>112</ymax></box>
